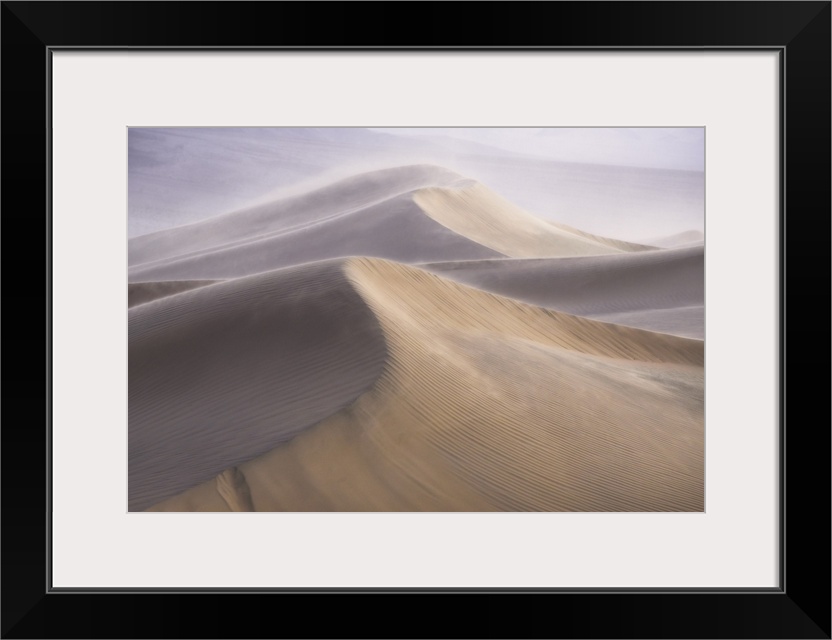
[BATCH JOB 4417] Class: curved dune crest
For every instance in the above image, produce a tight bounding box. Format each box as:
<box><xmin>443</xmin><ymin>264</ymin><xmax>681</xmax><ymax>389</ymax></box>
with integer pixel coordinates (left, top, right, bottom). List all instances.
<box><xmin>148</xmin><ymin>259</ymin><xmax>704</xmax><ymax>512</ymax></box>
<box><xmin>128</xmin><ymin>280</ymin><xmax>219</xmax><ymax>308</ymax></box>
<box><xmin>129</xmin><ymin>260</ymin><xmax>388</xmax><ymax>511</ymax></box>
<box><xmin>413</xmin><ymin>182</ymin><xmax>653</xmax><ymax>258</ymax></box>
<box><xmin>644</xmin><ymin>229</ymin><xmax>704</xmax><ymax>248</ymax></box>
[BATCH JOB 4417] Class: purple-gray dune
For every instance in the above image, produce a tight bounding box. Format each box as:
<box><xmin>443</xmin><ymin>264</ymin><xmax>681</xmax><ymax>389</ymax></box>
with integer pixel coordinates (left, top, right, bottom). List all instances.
<box><xmin>128</xmin><ymin>260</ymin><xmax>388</xmax><ymax>511</ymax></box>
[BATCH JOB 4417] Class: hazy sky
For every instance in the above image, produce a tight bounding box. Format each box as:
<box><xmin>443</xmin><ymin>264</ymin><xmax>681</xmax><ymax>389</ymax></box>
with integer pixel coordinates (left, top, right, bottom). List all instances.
<box><xmin>371</xmin><ymin>127</ymin><xmax>704</xmax><ymax>172</ymax></box>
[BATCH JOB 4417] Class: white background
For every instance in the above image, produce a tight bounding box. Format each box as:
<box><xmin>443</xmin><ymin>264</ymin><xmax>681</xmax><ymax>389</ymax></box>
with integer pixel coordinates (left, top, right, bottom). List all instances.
<box><xmin>51</xmin><ymin>52</ymin><xmax>779</xmax><ymax>588</ymax></box>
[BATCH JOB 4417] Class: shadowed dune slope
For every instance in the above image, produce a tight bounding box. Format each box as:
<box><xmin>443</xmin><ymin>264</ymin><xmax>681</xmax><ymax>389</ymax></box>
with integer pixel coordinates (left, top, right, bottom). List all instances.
<box><xmin>128</xmin><ymin>260</ymin><xmax>388</xmax><ymax>511</ymax></box>
<box><xmin>148</xmin><ymin>259</ymin><xmax>703</xmax><ymax>512</ymax></box>
<box><xmin>413</xmin><ymin>182</ymin><xmax>655</xmax><ymax>258</ymax></box>
<box><xmin>128</xmin><ymin>280</ymin><xmax>219</xmax><ymax>308</ymax></box>
<box><xmin>422</xmin><ymin>245</ymin><xmax>704</xmax><ymax>338</ymax></box>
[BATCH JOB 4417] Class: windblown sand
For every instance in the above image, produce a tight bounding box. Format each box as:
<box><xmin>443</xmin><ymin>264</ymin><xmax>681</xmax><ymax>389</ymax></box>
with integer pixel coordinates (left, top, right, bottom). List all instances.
<box><xmin>130</xmin><ymin>164</ymin><xmax>704</xmax><ymax>512</ymax></box>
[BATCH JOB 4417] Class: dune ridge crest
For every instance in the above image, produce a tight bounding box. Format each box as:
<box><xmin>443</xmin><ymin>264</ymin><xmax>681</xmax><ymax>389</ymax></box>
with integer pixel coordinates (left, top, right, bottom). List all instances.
<box><xmin>421</xmin><ymin>244</ymin><xmax>704</xmax><ymax>338</ymax></box>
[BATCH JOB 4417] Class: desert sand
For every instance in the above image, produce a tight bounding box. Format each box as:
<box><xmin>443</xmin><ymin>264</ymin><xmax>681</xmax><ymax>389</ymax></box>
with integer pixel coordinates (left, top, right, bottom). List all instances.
<box><xmin>129</xmin><ymin>162</ymin><xmax>704</xmax><ymax>512</ymax></box>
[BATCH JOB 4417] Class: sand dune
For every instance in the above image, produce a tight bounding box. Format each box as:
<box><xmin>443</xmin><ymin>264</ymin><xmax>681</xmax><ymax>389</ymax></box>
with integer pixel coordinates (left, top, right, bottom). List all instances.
<box><xmin>129</xmin><ymin>157</ymin><xmax>704</xmax><ymax>513</ymax></box>
<box><xmin>128</xmin><ymin>166</ymin><xmax>503</xmax><ymax>282</ymax></box>
<box><xmin>129</xmin><ymin>260</ymin><xmax>388</xmax><ymax>511</ymax></box>
<box><xmin>128</xmin><ymin>165</ymin><xmax>660</xmax><ymax>283</ymax></box>
<box><xmin>591</xmin><ymin>305</ymin><xmax>704</xmax><ymax>339</ymax></box>
<box><xmin>147</xmin><ymin>259</ymin><xmax>703</xmax><ymax>512</ymax></box>
<box><xmin>446</xmin><ymin>156</ymin><xmax>705</xmax><ymax>242</ymax></box>
<box><xmin>413</xmin><ymin>182</ymin><xmax>653</xmax><ymax>257</ymax></box>
<box><xmin>129</xmin><ymin>165</ymin><xmax>468</xmax><ymax>267</ymax></box>
<box><xmin>128</xmin><ymin>128</ymin><xmax>479</xmax><ymax>237</ymax></box>
<box><xmin>128</xmin><ymin>193</ymin><xmax>501</xmax><ymax>282</ymax></box>
<box><xmin>644</xmin><ymin>229</ymin><xmax>705</xmax><ymax>248</ymax></box>
<box><xmin>422</xmin><ymin>245</ymin><xmax>704</xmax><ymax>338</ymax></box>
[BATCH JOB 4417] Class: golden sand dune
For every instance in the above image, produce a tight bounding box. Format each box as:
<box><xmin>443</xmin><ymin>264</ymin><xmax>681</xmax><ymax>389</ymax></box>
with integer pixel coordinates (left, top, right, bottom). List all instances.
<box><xmin>128</xmin><ymin>260</ymin><xmax>388</xmax><ymax>511</ymax></box>
<box><xmin>147</xmin><ymin>258</ymin><xmax>703</xmax><ymax>512</ymax></box>
<box><xmin>414</xmin><ymin>182</ymin><xmax>654</xmax><ymax>258</ymax></box>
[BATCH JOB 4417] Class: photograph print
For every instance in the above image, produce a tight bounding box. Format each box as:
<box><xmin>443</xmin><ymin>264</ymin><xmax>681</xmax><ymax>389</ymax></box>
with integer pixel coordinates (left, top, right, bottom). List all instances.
<box><xmin>128</xmin><ymin>127</ymin><xmax>705</xmax><ymax>512</ymax></box>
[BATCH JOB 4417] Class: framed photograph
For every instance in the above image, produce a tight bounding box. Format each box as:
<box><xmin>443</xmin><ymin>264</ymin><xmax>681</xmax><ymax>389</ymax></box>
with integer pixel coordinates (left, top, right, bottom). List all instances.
<box><xmin>2</xmin><ymin>2</ymin><xmax>829</xmax><ymax>638</ymax></box>
<box><xmin>125</xmin><ymin>124</ymin><xmax>707</xmax><ymax>516</ymax></box>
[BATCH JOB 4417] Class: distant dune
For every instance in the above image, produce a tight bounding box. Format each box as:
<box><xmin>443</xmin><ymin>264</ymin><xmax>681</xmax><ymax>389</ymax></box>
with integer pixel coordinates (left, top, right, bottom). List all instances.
<box><xmin>130</xmin><ymin>162</ymin><xmax>704</xmax><ymax>512</ymax></box>
<box><xmin>147</xmin><ymin>259</ymin><xmax>703</xmax><ymax>512</ymax></box>
<box><xmin>129</xmin><ymin>261</ymin><xmax>388</xmax><ymax>511</ymax></box>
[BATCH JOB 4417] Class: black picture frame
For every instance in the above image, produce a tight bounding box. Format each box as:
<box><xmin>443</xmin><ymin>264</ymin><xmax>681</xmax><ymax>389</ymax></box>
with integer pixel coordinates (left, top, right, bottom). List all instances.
<box><xmin>2</xmin><ymin>2</ymin><xmax>829</xmax><ymax>638</ymax></box>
